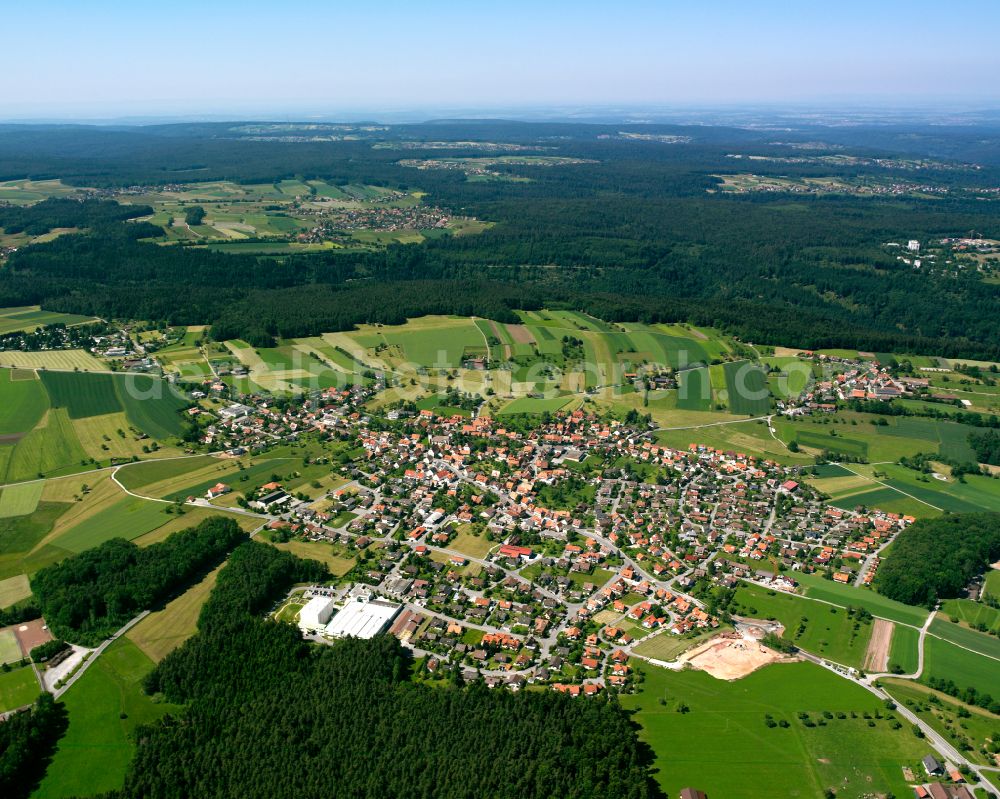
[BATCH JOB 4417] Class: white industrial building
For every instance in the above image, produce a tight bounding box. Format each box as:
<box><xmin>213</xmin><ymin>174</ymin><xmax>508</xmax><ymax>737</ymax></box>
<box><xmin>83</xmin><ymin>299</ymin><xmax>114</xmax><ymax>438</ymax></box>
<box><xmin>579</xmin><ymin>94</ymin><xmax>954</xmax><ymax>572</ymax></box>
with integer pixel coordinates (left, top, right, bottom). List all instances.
<box><xmin>324</xmin><ymin>596</ymin><xmax>401</xmax><ymax>639</ymax></box>
<box><xmin>298</xmin><ymin>596</ymin><xmax>336</xmax><ymax>632</ymax></box>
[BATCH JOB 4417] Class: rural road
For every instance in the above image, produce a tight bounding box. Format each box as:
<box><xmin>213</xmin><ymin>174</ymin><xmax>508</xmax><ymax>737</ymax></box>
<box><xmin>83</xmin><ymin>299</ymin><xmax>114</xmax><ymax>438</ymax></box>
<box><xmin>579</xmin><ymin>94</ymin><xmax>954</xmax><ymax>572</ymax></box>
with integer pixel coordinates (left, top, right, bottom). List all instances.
<box><xmin>52</xmin><ymin>610</ymin><xmax>150</xmax><ymax>700</ymax></box>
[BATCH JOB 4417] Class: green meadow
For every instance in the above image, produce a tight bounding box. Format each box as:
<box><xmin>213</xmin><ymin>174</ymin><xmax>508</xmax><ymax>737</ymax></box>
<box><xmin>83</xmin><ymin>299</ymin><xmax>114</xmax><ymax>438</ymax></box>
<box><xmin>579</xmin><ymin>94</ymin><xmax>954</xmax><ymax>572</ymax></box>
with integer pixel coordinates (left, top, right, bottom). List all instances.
<box><xmin>31</xmin><ymin>638</ymin><xmax>183</xmax><ymax>799</ymax></box>
<box><xmin>621</xmin><ymin>661</ymin><xmax>933</xmax><ymax>799</ymax></box>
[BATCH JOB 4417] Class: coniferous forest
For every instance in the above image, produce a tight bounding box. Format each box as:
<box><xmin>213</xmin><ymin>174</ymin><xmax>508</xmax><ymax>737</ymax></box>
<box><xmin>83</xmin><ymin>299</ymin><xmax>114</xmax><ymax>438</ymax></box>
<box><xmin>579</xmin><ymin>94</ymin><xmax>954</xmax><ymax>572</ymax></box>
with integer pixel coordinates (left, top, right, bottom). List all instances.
<box><xmin>30</xmin><ymin>517</ymin><xmax>248</xmax><ymax>645</ymax></box>
<box><xmin>95</xmin><ymin>541</ymin><xmax>660</xmax><ymax>799</ymax></box>
<box><xmin>1</xmin><ymin>122</ymin><xmax>1000</xmax><ymax>358</ymax></box>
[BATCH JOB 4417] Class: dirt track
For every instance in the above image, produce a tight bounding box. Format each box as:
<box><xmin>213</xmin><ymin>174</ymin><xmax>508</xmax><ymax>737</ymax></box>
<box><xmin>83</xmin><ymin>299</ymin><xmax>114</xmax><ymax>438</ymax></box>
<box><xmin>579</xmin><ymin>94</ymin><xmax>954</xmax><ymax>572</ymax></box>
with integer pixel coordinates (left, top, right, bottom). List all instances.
<box><xmin>863</xmin><ymin>619</ymin><xmax>893</xmax><ymax>672</ymax></box>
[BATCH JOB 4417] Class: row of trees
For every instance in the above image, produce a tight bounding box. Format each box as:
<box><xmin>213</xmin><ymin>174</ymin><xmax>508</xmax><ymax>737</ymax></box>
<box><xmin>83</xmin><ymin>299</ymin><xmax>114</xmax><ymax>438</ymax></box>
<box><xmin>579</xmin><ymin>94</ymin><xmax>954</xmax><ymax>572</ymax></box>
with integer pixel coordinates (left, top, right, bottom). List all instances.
<box><xmin>30</xmin><ymin>517</ymin><xmax>247</xmax><ymax>645</ymax></box>
<box><xmin>875</xmin><ymin>513</ymin><xmax>1000</xmax><ymax>607</ymax></box>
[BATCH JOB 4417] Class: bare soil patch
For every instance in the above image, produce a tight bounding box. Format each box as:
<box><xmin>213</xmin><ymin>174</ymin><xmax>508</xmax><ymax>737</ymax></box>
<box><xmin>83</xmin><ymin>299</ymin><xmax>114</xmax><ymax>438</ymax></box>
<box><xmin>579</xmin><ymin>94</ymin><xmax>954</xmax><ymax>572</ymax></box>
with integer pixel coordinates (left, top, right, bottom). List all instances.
<box><xmin>10</xmin><ymin>618</ymin><xmax>53</xmax><ymax>655</ymax></box>
<box><xmin>863</xmin><ymin>618</ymin><xmax>893</xmax><ymax>672</ymax></box>
<box><xmin>680</xmin><ymin>632</ymin><xmax>792</xmax><ymax>680</ymax></box>
<box><xmin>506</xmin><ymin>324</ymin><xmax>535</xmax><ymax>345</ymax></box>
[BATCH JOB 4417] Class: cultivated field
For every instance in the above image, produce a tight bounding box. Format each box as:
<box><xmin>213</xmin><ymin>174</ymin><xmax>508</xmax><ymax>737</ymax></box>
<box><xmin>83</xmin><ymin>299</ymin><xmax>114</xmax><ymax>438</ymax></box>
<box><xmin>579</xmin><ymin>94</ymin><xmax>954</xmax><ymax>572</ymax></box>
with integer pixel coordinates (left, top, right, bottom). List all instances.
<box><xmin>0</xmin><ymin>349</ymin><xmax>105</xmax><ymax>371</ymax></box>
<box><xmin>863</xmin><ymin>619</ymin><xmax>893</xmax><ymax>672</ymax></box>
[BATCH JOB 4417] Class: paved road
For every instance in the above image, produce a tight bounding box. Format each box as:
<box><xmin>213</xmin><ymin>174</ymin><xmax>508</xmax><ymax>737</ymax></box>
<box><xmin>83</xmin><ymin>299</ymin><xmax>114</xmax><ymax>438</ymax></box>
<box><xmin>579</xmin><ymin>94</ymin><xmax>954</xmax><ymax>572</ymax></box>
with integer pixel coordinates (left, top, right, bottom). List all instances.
<box><xmin>52</xmin><ymin>611</ymin><xmax>150</xmax><ymax>700</ymax></box>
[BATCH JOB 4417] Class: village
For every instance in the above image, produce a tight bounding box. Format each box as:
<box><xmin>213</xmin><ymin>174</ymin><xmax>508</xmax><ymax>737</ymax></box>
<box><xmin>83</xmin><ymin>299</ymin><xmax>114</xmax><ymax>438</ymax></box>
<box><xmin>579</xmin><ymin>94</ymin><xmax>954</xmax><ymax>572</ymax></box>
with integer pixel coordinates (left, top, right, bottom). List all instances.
<box><xmin>182</xmin><ymin>382</ymin><xmax>918</xmax><ymax>696</ymax></box>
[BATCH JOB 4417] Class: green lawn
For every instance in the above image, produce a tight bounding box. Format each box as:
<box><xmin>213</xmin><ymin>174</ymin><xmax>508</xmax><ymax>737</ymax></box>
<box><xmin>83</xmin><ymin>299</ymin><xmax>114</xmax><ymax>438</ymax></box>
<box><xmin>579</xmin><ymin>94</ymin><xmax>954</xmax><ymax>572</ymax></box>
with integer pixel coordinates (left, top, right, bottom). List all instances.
<box><xmin>0</xmin><ymin>666</ymin><xmax>39</xmax><ymax>712</ymax></box>
<box><xmin>793</xmin><ymin>571</ymin><xmax>929</xmax><ymax>628</ymax></box>
<box><xmin>0</xmin><ymin>628</ymin><xmax>22</xmax><ymax>664</ymax></box>
<box><xmin>620</xmin><ymin>661</ymin><xmax>934</xmax><ymax>799</ymax></box>
<box><xmin>31</xmin><ymin>638</ymin><xmax>183</xmax><ymax>799</ymax></box>
<box><xmin>733</xmin><ymin>583</ymin><xmax>873</xmax><ymax>668</ymax></box>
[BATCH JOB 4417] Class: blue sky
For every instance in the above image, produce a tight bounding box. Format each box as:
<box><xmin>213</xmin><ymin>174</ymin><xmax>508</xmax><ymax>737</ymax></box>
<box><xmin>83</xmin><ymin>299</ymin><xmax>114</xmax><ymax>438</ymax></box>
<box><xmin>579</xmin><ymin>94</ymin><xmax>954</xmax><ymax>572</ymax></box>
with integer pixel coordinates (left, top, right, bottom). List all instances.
<box><xmin>4</xmin><ymin>0</ymin><xmax>999</xmax><ymax>118</ymax></box>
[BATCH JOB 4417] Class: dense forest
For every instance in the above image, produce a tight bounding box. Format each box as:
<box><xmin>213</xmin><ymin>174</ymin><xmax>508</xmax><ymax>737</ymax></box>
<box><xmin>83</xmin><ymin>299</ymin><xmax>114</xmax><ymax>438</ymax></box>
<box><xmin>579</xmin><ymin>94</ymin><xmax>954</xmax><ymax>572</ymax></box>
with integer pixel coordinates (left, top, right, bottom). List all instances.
<box><xmin>0</xmin><ymin>694</ymin><xmax>67</xmax><ymax>799</ymax></box>
<box><xmin>874</xmin><ymin>513</ymin><xmax>1000</xmax><ymax>607</ymax></box>
<box><xmin>969</xmin><ymin>430</ymin><xmax>1000</xmax><ymax>465</ymax></box>
<box><xmin>99</xmin><ymin>541</ymin><xmax>660</xmax><ymax>799</ymax></box>
<box><xmin>1</xmin><ymin>122</ymin><xmax>1000</xmax><ymax>357</ymax></box>
<box><xmin>30</xmin><ymin>516</ymin><xmax>247</xmax><ymax>645</ymax></box>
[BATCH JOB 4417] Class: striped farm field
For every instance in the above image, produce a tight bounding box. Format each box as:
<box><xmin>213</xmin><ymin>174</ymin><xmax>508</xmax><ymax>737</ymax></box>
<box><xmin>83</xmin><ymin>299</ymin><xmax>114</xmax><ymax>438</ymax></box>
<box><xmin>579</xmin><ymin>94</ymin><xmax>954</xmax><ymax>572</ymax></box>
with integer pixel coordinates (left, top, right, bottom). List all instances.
<box><xmin>0</xmin><ymin>349</ymin><xmax>105</xmax><ymax>371</ymax></box>
<box><xmin>126</xmin><ymin>562</ymin><xmax>224</xmax><ymax>662</ymax></box>
<box><xmin>40</xmin><ymin>371</ymin><xmax>121</xmax><ymax>418</ymax></box>
<box><xmin>0</xmin><ymin>481</ymin><xmax>44</xmax><ymax>518</ymax></box>
<box><xmin>676</xmin><ymin>367</ymin><xmax>712</xmax><ymax>410</ymax></box>
<box><xmin>52</xmin><ymin>496</ymin><xmax>173</xmax><ymax>553</ymax></box>
<box><xmin>723</xmin><ymin>360</ymin><xmax>771</xmax><ymax>414</ymax></box>
<box><xmin>115</xmin><ymin>455</ymin><xmax>220</xmax><ymax>492</ymax></box>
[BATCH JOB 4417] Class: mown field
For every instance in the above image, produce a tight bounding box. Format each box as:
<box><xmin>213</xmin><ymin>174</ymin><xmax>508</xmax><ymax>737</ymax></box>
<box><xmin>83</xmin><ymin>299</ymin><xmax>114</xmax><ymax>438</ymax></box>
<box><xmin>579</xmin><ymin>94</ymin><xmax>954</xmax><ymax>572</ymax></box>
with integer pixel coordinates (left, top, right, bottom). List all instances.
<box><xmin>0</xmin><ymin>666</ymin><xmax>39</xmax><ymax>712</ymax></box>
<box><xmin>620</xmin><ymin>661</ymin><xmax>933</xmax><ymax>799</ymax></box>
<box><xmin>125</xmin><ymin>562</ymin><xmax>224</xmax><ymax>662</ymax></box>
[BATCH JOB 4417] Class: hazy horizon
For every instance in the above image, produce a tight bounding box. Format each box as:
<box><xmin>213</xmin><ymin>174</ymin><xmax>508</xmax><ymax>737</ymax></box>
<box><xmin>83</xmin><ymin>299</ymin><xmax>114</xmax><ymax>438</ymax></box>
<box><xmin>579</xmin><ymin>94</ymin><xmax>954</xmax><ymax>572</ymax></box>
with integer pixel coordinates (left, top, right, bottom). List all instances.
<box><xmin>4</xmin><ymin>0</ymin><xmax>1000</xmax><ymax>120</ymax></box>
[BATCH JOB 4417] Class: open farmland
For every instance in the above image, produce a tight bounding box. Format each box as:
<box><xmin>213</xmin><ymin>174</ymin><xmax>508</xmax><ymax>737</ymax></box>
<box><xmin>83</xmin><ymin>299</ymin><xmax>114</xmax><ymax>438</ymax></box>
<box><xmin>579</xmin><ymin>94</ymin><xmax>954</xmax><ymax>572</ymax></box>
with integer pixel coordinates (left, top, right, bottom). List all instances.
<box><xmin>0</xmin><ymin>368</ymin><xmax>48</xmax><ymax>435</ymax></box>
<box><xmin>0</xmin><ymin>501</ymin><xmax>71</xmax><ymax>581</ymax></box>
<box><xmin>793</xmin><ymin>571</ymin><xmax>929</xmax><ymax>628</ymax></box>
<box><xmin>0</xmin><ymin>306</ymin><xmax>97</xmax><ymax>335</ymax></box>
<box><xmin>0</xmin><ymin>481</ymin><xmax>44</xmax><ymax>518</ymax></box>
<box><xmin>0</xmin><ymin>573</ymin><xmax>31</xmax><ymax>607</ymax></box>
<box><xmin>620</xmin><ymin>661</ymin><xmax>933</xmax><ymax>799</ymax></box>
<box><xmin>921</xmin><ymin>634</ymin><xmax>1000</xmax><ymax>701</ymax></box>
<box><xmin>723</xmin><ymin>360</ymin><xmax>771</xmax><ymax>414</ymax></box>
<box><xmin>0</xmin><ymin>409</ymin><xmax>90</xmax><ymax>484</ymax></box>
<box><xmin>52</xmin><ymin>496</ymin><xmax>172</xmax><ymax>552</ymax></box>
<box><xmin>0</xmin><ymin>349</ymin><xmax>105</xmax><ymax>371</ymax></box>
<box><xmin>39</xmin><ymin>371</ymin><xmax>123</xmax><ymax>417</ymax></box>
